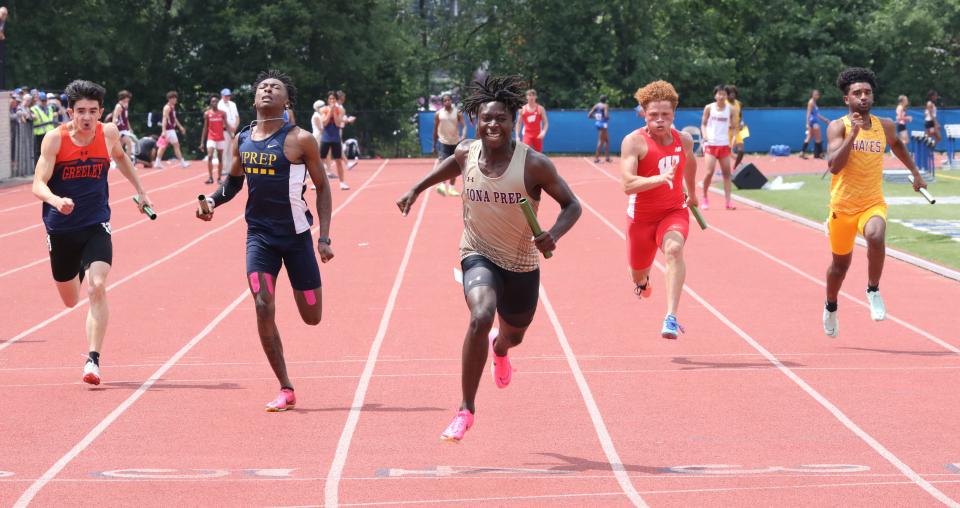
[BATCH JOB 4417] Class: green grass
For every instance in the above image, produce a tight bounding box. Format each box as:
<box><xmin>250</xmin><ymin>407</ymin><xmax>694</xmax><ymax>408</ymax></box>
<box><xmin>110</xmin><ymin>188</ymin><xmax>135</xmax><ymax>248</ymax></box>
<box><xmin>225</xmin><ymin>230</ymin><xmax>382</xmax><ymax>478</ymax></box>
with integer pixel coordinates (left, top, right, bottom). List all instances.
<box><xmin>726</xmin><ymin>169</ymin><xmax>960</xmax><ymax>271</ymax></box>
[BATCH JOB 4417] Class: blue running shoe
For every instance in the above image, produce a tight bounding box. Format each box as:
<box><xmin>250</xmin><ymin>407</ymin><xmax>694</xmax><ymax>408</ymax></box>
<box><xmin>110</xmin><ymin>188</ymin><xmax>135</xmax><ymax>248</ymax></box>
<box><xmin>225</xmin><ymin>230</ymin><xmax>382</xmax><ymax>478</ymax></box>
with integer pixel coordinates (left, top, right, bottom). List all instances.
<box><xmin>661</xmin><ymin>314</ymin><xmax>684</xmax><ymax>340</ymax></box>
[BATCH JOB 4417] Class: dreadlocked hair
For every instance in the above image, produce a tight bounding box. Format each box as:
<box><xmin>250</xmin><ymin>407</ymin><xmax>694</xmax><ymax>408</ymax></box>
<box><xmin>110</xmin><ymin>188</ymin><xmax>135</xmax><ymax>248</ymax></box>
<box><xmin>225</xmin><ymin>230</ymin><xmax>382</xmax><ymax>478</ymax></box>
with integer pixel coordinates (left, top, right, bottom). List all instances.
<box><xmin>462</xmin><ymin>75</ymin><xmax>527</xmax><ymax>123</ymax></box>
<box><xmin>254</xmin><ymin>69</ymin><xmax>298</xmax><ymax>107</ymax></box>
<box><xmin>836</xmin><ymin>67</ymin><xmax>877</xmax><ymax>95</ymax></box>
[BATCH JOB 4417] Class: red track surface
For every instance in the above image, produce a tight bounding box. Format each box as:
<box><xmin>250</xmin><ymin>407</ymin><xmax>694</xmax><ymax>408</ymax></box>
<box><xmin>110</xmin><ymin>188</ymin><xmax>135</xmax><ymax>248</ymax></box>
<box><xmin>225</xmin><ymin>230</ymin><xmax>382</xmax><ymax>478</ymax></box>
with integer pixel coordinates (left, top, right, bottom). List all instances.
<box><xmin>1</xmin><ymin>158</ymin><xmax>958</xmax><ymax>507</ymax></box>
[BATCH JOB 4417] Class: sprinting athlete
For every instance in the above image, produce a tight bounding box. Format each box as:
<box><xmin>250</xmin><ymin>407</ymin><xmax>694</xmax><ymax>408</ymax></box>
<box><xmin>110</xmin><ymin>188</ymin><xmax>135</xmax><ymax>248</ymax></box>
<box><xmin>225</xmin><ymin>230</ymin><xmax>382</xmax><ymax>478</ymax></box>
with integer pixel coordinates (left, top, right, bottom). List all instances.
<box><xmin>822</xmin><ymin>67</ymin><xmax>927</xmax><ymax>337</ymax></box>
<box><xmin>725</xmin><ymin>84</ymin><xmax>745</xmax><ymax>169</ymax></box>
<box><xmin>196</xmin><ymin>70</ymin><xmax>334</xmax><ymax>411</ymax></box>
<box><xmin>155</xmin><ymin>91</ymin><xmax>188</xmax><ymax>168</ymax></box>
<box><xmin>396</xmin><ymin>75</ymin><xmax>581</xmax><ymax>442</ymax></box>
<box><xmin>515</xmin><ymin>88</ymin><xmax>548</xmax><ymax>153</ymax></box>
<box><xmin>32</xmin><ymin>79</ymin><xmax>153</xmax><ymax>385</ymax></box>
<box><xmin>110</xmin><ymin>90</ymin><xmax>135</xmax><ymax>162</ymax></box>
<box><xmin>620</xmin><ymin>80</ymin><xmax>699</xmax><ymax>339</ymax></box>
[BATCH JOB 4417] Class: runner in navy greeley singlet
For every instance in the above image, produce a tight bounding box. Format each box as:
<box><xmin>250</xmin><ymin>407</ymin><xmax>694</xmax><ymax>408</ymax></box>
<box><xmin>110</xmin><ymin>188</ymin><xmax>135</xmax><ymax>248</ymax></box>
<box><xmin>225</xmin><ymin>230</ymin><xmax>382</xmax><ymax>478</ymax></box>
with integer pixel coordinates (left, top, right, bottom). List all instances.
<box><xmin>32</xmin><ymin>79</ymin><xmax>153</xmax><ymax>386</ymax></box>
<box><xmin>196</xmin><ymin>70</ymin><xmax>334</xmax><ymax>412</ymax></box>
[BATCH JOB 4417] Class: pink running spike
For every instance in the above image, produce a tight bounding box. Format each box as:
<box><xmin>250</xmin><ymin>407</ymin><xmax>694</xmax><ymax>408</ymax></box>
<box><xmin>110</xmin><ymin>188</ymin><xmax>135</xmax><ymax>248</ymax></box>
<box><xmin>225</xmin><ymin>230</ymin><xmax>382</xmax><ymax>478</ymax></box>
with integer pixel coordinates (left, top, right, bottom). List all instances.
<box><xmin>304</xmin><ymin>290</ymin><xmax>316</xmax><ymax>305</ymax></box>
<box><xmin>249</xmin><ymin>273</ymin><xmax>260</xmax><ymax>293</ymax></box>
<box><xmin>440</xmin><ymin>409</ymin><xmax>474</xmax><ymax>442</ymax></box>
<box><xmin>265</xmin><ymin>388</ymin><xmax>296</xmax><ymax>412</ymax></box>
<box><xmin>488</xmin><ymin>328</ymin><xmax>513</xmax><ymax>389</ymax></box>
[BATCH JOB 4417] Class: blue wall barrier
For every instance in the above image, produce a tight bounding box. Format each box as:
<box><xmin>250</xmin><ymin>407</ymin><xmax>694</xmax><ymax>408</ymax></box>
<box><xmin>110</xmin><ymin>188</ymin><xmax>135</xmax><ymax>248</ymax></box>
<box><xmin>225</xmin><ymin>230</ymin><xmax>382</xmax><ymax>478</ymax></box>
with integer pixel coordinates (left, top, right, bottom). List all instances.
<box><xmin>418</xmin><ymin>108</ymin><xmax>960</xmax><ymax>155</ymax></box>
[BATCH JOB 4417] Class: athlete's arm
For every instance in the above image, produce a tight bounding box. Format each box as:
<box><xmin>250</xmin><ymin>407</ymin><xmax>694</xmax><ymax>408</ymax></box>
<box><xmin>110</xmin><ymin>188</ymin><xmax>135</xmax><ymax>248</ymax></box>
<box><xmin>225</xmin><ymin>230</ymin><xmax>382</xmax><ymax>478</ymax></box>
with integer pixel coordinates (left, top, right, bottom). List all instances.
<box><xmin>457</xmin><ymin>111</ymin><xmax>466</xmax><ymax>141</ymax></box>
<box><xmin>806</xmin><ymin>100</ymin><xmax>813</xmax><ymax>127</ymax></box>
<box><xmin>679</xmin><ymin>131</ymin><xmax>699</xmax><ymax>208</ymax></box>
<box><xmin>105</xmin><ymin>122</ymin><xmax>152</xmax><ymax>213</ymax></box>
<box><xmin>298</xmin><ymin>129</ymin><xmax>334</xmax><ymax>262</ymax></box>
<box><xmin>539</xmin><ymin>106</ymin><xmax>548</xmax><ymax>139</ymax></box>
<box><xmin>111</xmin><ymin>104</ymin><xmax>122</xmax><ymax>126</ymax></box>
<box><xmin>587</xmin><ymin>104</ymin><xmax>596</xmax><ymax>119</ymax></box>
<box><xmin>700</xmin><ymin>105</ymin><xmax>711</xmax><ymax>143</ymax></box>
<box><xmin>199</xmin><ymin>111</ymin><xmax>209</xmax><ymax>149</ymax></box>
<box><xmin>882</xmin><ymin>117</ymin><xmax>927</xmax><ymax>191</ymax></box>
<box><xmin>514</xmin><ymin>111</ymin><xmax>522</xmax><ymax>141</ymax></box>
<box><xmin>526</xmin><ymin>151</ymin><xmax>581</xmax><ymax>254</ymax></box>
<box><xmin>827</xmin><ymin>117</ymin><xmax>859</xmax><ymax>174</ymax></box>
<box><xmin>31</xmin><ymin>129</ymin><xmax>72</xmax><ymax>214</ymax></box>
<box><xmin>619</xmin><ymin>132</ymin><xmax>670</xmax><ymax>194</ymax></box>
<box><xmin>396</xmin><ymin>139</ymin><xmax>466</xmax><ymax>216</ymax></box>
<box><xmin>433</xmin><ymin>112</ymin><xmax>440</xmax><ymax>154</ymax></box>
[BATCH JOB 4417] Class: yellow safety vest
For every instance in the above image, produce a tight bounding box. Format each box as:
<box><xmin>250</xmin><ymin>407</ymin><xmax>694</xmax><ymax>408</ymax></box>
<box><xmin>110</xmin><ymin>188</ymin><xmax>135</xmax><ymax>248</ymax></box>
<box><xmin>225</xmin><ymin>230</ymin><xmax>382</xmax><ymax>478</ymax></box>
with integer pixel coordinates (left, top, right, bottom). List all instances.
<box><xmin>31</xmin><ymin>105</ymin><xmax>57</xmax><ymax>136</ymax></box>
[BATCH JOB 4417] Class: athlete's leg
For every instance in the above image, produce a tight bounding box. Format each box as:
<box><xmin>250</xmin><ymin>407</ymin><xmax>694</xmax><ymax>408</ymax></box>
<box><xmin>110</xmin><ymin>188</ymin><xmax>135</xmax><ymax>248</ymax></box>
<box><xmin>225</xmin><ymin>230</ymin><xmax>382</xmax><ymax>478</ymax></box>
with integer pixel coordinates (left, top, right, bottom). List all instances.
<box><xmin>702</xmin><ymin>153</ymin><xmax>718</xmax><ymax>201</ymax></box>
<box><xmin>335</xmin><ymin>158</ymin><xmax>348</xmax><ymax>189</ymax></box>
<box><xmin>862</xmin><ymin>215</ymin><xmax>886</xmax><ymax>288</ymax></box>
<box><xmin>812</xmin><ymin>124</ymin><xmax>824</xmax><ymax>158</ymax></box>
<box><xmin>249</xmin><ymin>271</ymin><xmax>292</xmax><ymax>389</ymax></box>
<box><xmin>172</xmin><ymin>142</ymin><xmax>186</xmax><ymax>164</ymax></box>
<box><xmin>826</xmin><ymin>253</ymin><xmax>852</xmax><ymax>304</ymax></box>
<box><xmin>55</xmin><ymin>279</ymin><xmax>82</xmax><ymax>308</ymax></box>
<box><xmin>215</xmin><ymin>148</ymin><xmax>224</xmax><ymax>181</ymax></box>
<box><xmin>601</xmin><ymin>129</ymin><xmax>611</xmax><ymax>160</ymax></box>
<box><xmin>461</xmin><ymin>284</ymin><xmax>497</xmax><ymax>414</ymax></box>
<box><xmin>594</xmin><ymin>129</ymin><xmax>603</xmax><ymax>161</ymax></box>
<box><xmin>205</xmin><ymin>146</ymin><xmax>215</xmax><ymax>183</ymax></box>
<box><xmin>734</xmin><ymin>142</ymin><xmax>745</xmax><ymax>168</ymax></box>
<box><xmin>661</xmin><ymin>231</ymin><xmax>686</xmax><ymax>316</ymax></box>
<box><xmin>84</xmin><ymin>261</ymin><xmax>111</xmax><ymax>354</ymax></box>
<box><xmin>718</xmin><ymin>154</ymin><xmax>734</xmax><ymax>207</ymax></box>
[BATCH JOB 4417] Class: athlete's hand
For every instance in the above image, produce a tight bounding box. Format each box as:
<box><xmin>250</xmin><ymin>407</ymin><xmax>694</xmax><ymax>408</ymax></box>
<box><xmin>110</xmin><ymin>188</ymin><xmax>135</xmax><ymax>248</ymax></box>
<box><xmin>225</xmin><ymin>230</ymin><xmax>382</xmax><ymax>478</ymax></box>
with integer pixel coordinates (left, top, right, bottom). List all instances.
<box><xmin>196</xmin><ymin>200</ymin><xmax>214</xmax><ymax>221</ymax></box>
<box><xmin>317</xmin><ymin>243</ymin><xmax>335</xmax><ymax>263</ymax></box>
<box><xmin>850</xmin><ymin>112</ymin><xmax>865</xmax><ymax>133</ymax></box>
<box><xmin>396</xmin><ymin>190</ymin><xmax>419</xmax><ymax>217</ymax></box>
<box><xmin>54</xmin><ymin>196</ymin><xmax>75</xmax><ymax>215</ymax></box>
<box><xmin>179</xmin><ymin>126</ymin><xmax>186</xmax><ymax>135</ymax></box>
<box><xmin>912</xmin><ymin>174</ymin><xmax>928</xmax><ymax>192</ymax></box>
<box><xmin>135</xmin><ymin>192</ymin><xmax>153</xmax><ymax>214</ymax></box>
<box><xmin>661</xmin><ymin>161</ymin><xmax>678</xmax><ymax>189</ymax></box>
<box><xmin>533</xmin><ymin>231</ymin><xmax>556</xmax><ymax>254</ymax></box>
<box><xmin>686</xmin><ymin>193</ymin><xmax>699</xmax><ymax>208</ymax></box>
<box><xmin>537</xmin><ymin>132</ymin><xmax>545</xmax><ymax>140</ymax></box>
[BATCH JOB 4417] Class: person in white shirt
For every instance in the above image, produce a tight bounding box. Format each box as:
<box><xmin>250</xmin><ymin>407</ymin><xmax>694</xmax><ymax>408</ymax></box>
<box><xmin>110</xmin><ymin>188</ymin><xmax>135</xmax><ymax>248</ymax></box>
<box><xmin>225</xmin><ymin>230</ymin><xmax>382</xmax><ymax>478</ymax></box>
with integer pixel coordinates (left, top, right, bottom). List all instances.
<box><xmin>217</xmin><ymin>88</ymin><xmax>240</xmax><ymax>178</ymax></box>
<box><xmin>700</xmin><ymin>85</ymin><xmax>736</xmax><ymax>210</ymax></box>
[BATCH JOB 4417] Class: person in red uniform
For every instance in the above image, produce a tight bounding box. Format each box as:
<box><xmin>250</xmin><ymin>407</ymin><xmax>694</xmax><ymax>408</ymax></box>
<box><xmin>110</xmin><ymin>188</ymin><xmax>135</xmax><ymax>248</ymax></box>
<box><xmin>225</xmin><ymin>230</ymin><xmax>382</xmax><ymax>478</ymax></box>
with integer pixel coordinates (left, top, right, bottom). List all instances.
<box><xmin>619</xmin><ymin>80</ymin><xmax>699</xmax><ymax>339</ymax></box>
<box><xmin>199</xmin><ymin>95</ymin><xmax>227</xmax><ymax>184</ymax></box>
<box><xmin>514</xmin><ymin>88</ymin><xmax>548</xmax><ymax>152</ymax></box>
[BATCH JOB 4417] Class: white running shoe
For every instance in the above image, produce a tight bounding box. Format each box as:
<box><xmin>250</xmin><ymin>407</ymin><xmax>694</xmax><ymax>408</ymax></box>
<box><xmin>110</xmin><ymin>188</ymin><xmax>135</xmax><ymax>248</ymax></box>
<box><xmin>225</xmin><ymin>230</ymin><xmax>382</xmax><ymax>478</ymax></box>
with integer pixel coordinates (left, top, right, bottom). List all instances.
<box><xmin>179</xmin><ymin>160</ymin><xmax>190</xmax><ymax>168</ymax></box>
<box><xmin>339</xmin><ymin>182</ymin><xmax>350</xmax><ymax>190</ymax></box>
<box><xmin>866</xmin><ymin>291</ymin><xmax>886</xmax><ymax>321</ymax></box>
<box><xmin>82</xmin><ymin>361</ymin><xmax>101</xmax><ymax>385</ymax></box>
<box><xmin>823</xmin><ymin>308</ymin><xmax>839</xmax><ymax>337</ymax></box>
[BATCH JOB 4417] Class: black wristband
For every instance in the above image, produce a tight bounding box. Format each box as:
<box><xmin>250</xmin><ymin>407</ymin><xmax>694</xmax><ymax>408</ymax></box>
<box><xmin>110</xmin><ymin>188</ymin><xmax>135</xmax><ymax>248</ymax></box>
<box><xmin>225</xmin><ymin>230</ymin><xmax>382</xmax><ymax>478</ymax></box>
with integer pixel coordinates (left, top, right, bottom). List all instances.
<box><xmin>317</xmin><ymin>236</ymin><xmax>331</xmax><ymax>245</ymax></box>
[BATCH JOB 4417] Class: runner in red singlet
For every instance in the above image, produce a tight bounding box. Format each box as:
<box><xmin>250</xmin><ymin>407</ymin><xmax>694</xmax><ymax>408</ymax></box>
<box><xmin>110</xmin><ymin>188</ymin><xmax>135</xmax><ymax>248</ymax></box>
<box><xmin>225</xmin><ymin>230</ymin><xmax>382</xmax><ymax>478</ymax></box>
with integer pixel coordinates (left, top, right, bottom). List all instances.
<box><xmin>514</xmin><ymin>89</ymin><xmax>548</xmax><ymax>152</ymax></box>
<box><xmin>620</xmin><ymin>80</ymin><xmax>699</xmax><ymax>339</ymax></box>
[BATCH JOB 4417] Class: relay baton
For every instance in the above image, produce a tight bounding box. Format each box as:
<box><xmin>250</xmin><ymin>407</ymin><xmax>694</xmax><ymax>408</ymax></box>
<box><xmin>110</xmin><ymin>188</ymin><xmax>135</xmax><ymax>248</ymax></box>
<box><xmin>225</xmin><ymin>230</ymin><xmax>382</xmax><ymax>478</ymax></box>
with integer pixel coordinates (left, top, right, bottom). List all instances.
<box><xmin>198</xmin><ymin>194</ymin><xmax>213</xmax><ymax>214</ymax></box>
<box><xmin>689</xmin><ymin>203</ymin><xmax>708</xmax><ymax>230</ymax></box>
<box><xmin>132</xmin><ymin>196</ymin><xmax>156</xmax><ymax>220</ymax></box>
<box><xmin>907</xmin><ymin>175</ymin><xmax>936</xmax><ymax>204</ymax></box>
<box><xmin>518</xmin><ymin>198</ymin><xmax>552</xmax><ymax>259</ymax></box>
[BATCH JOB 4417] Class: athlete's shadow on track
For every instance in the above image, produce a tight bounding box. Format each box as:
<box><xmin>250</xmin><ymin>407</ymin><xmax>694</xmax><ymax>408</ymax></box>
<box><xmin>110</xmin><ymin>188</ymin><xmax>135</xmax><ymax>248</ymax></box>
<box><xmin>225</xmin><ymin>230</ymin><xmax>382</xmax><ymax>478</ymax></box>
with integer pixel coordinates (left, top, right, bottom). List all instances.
<box><xmin>290</xmin><ymin>403</ymin><xmax>445</xmax><ymax>413</ymax></box>
<box><xmin>670</xmin><ymin>356</ymin><xmax>804</xmax><ymax>370</ymax></box>
<box><xmin>99</xmin><ymin>381</ymin><xmax>243</xmax><ymax>391</ymax></box>
<box><xmin>529</xmin><ymin>452</ymin><xmax>663</xmax><ymax>474</ymax></box>
<box><xmin>840</xmin><ymin>346</ymin><xmax>955</xmax><ymax>357</ymax></box>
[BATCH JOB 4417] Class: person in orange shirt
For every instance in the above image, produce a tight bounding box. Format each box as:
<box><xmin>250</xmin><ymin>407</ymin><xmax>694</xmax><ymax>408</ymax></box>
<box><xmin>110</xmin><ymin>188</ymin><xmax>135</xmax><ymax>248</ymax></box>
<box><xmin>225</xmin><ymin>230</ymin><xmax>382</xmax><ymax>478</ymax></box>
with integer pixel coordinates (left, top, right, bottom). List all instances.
<box><xmin>822</xmin><ymin>68</ymin><xmax>927</xmax><ymax>337</ymax></box>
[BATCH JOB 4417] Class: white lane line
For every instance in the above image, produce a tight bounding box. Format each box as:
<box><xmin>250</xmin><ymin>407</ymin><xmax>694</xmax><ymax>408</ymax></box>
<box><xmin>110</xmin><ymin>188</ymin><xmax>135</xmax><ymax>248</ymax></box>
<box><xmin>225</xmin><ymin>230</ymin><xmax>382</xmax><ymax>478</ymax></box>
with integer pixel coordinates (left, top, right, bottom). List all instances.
<box><xmin>573</xmin><ymin>186</ymin><xmax>960</xmax><ymax>507</ymax></box>
<box><xmin>12</xmin><ymin>291</ymin><xmax>249</xmax><ymax>508</ymax></box>
<box><xmin>583</xmin><ymin>158</ymin><xmax>960</xmax><ymax>354</ymax></box>
<box><xmin>11</xmin><ymin>160</ymin><xmax>392</xmax><ymax>505</ymax></box>
<box><xmin>0</xmin><ymin>214</ymin><xmax>245</xmax><ymax>354</ymax></box>
<box><xmin>0</xmin><ymin>196</ymin><xmax>200</xmax><ymax>279</ymax></box>
<box><xmin>0</xmin><ymin>173</ymin><xmax>197</xmax><ymax>238</ymax></box>
<box><xmin>324</xmin><ymin>189</ymin><xmax>431</xmax><ymax>508</ymax></box>
<box><xmin>0</xmin><ymin>168</ymin><xmax>167</xmax><ymax>214</ymax></box>
<box><xmin>539</xmin><ymin>284</ymin><xmax>649</xmax><ymax>507</ymax></box>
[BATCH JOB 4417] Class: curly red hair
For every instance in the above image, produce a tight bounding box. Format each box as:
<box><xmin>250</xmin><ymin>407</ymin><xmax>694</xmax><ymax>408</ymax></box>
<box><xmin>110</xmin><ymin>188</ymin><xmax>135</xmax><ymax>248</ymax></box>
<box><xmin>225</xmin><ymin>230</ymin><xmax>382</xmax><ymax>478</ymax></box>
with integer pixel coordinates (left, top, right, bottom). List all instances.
<box><xmin>634</xmin><ymin>80</ymin><xmax>679</xmax><ymax>109</ymax></box>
